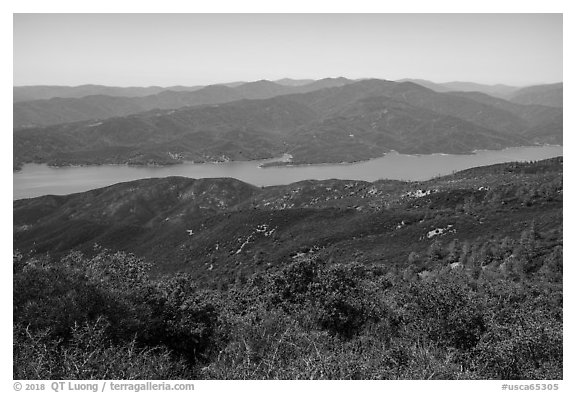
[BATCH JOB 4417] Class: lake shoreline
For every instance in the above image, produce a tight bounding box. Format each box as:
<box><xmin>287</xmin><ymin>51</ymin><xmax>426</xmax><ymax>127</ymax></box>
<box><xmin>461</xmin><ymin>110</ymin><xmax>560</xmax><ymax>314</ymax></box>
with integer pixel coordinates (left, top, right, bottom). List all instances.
<box><xmin>14</xmin><ymin>145</ymin><xmax>563</xmax><ymax>200</ymax></box>
<box><xmin>13</xmin><ymin>144</ymin><xmax>563</xmax><ymax>173</ymax></box>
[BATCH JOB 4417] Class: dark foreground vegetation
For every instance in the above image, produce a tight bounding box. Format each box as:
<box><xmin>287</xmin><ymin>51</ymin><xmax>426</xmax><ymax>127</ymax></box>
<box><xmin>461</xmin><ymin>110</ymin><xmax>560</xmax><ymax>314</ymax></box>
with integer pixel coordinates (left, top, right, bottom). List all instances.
<box><xmin>14</xmin><ymin>158</ymin><xmax>562</xmax><ymax>379</ymax></box>
<box><xmin>14</xmin><ymin>231</ymin><xmax>562</xmax><ymax>379</ymax></box>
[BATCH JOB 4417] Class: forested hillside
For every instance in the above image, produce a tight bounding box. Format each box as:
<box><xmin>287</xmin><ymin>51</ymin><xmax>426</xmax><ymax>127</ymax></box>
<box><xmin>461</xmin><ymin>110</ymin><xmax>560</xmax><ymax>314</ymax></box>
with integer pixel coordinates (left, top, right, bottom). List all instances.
<box><xmin>13</xmin><ymin>79</ymin><xmax>562</xmax><ymax>170</ymax></box>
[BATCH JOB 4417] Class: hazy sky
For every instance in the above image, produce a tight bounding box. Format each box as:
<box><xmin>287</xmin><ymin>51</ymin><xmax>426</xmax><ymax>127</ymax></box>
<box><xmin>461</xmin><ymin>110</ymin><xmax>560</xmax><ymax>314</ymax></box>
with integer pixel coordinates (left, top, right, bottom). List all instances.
<box><xmin>13</xmin><ymin>13</ymin><xmax>562</xmax><ymax>87</ymax></box>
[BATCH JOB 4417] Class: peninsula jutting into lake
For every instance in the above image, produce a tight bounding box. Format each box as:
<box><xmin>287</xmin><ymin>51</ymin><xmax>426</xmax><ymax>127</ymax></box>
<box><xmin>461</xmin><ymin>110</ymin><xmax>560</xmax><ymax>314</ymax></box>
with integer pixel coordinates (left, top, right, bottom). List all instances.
<box><xmin>14</xmin><ymin>145</ymin><xmax>562</xmax><ymax>200</ymax></box>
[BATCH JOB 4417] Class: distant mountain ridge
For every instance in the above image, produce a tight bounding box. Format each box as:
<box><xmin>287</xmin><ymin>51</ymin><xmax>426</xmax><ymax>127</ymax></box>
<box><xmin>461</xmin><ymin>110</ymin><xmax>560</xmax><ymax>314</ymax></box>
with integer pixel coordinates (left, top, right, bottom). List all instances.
<box><xmin>274</xmin><ymin>78</ymin><xmax>316</xmax><ymax>86</ymax></box>
<box><xmin>445</xmin><ymin>91</ymin><xmax>562</xmax><ymax>144</ymax></box>
<box><xmin>13</xmin><ymin>84</ymin><xmax>203</xmax><ymax>102</ymax></box>
<box><xmin>14</xmin><ymin>78</ymin><xmax>562</xmax><ymax>129</ymax></box>
<box><xmin>13</xmin><ymin>78</ymin><xmax>562</xmax><ymax>170</ymax></box>
<box><xmin>397</xmin><ymin>79</ymin><xmax>563</xmax><ymax>107</ymax></box>
<box><xmin>14</xmin><ymin>78</ymin><xmax>355</xmax><ymax>128</ymax></box>
<box><xmin>396</xmin><ymin>79</ymin><xmax>519</xmax><ymax>98</ymax></box>
<box><xmin>441</xmin><ymin>81</ymin><xmax>519</xmax><ymax>98</ymax></box>
<box><xmin>508</xmin><ymin>83</ymin><xmax>563</xmax><ymax>108</ymax></box>
<box><xmin>13</xmin><ymin>78</ymin><xmax>349</xmax><ymax>102</ymax></box>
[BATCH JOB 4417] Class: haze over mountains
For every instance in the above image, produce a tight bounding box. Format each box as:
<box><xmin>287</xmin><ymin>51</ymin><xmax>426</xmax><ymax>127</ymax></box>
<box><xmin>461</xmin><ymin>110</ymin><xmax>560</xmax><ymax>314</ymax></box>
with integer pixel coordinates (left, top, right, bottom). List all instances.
<box><xmin>507</xmin><ymin>83</ymin><xmax>563</xmax><ymax>108</ymax></box>
<box><xmin>398</xmin><ymin>79</ymin><xmax>563</xmax><ymax>107</ymax></box>
<box><xmin>13</xmin><ymin>78</ymin><xmax>563</xmax><ymax>171</ymax></box>
<box><xmin>397</xmin><ymin>79</ymin><xmax>517</xmax><ymax>98</ymax></box>
<box><xmin>13</xmin><ymin>78</ymin><xmax>352</xmax><ymax>127</ymax></box>
<box><xmin>13</xmin><ymin>78</ymin><xmax>319</xmax><ymax>102</ymax></box>
<box><xmin>14</xmin><ymin>78</ymin><xmax>563</xmax><ymax>129</ymax></box>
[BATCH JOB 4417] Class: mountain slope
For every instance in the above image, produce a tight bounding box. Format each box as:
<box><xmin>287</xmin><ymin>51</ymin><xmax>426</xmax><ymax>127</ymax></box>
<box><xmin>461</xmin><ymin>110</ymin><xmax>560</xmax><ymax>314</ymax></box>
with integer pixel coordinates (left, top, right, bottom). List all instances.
<box><xmin>13</xmin><ymin>79</ymin><xmax>562</xmax><ymax>169</ymax></box>
<box><xmin>441</xmin><ymin>81</ymin><xmax>519</xmax><ymax>98</ymax></box>
<box><xmin>283</xmin><ymin>95</ymin><xmax>527</xmax><ymax>163</ymax></box>
<box><xmin>14</xmin><ymin>96</ymin><xmax>318</xmax><ymax>168</ymax></box>
<box><xmin>14</xmin><ymin>85</ymin><xmax>244</xmax><ymax>128</ymax></box>
<box><xmin>398</xmin><ymin>79</ymin><xmax>520</xmax><ymax>98</ymax></box>
<box><xmin>395</xmin><ymin>79</ymin><xmax>453</xmax><ymax>93</ymax></box>
<box><xmin>274</xmin><ymin>78</ymin><xmax>316</xmax><ymax>86</ymax></box>
<box><xmin>14</xmin><ymin>157</ymin><xmax>563</xmax><ymax>280</ymax></box>
<box><xmin>13</xmin><ymin>156</ymin><xmax>563</xmax><ymax>381</ymax></box>
<box><xmin>14</xmin><ymin>78</ymin><xmax>354</xmax><ymax>128</ymax></box>
<box><xmin>508</xmin><ymin>83</ymin><xmax>563</xmax><ymax>108</ymax></box>
<box><xmin>282</xmin><ymin>79</ymin><xmax>535</xmax><ymax>135</ymax></box>
<box><xmin>13</xmin><ymin>82</ymin><xmax>270</xmax><ymax>102</ymax></box>
<box><xmin>446</xmin><ymin>91</ymin><xmax>562</xmax><ymax>143</ymax></box>
<box><xmin>13</xmin><ymin>84</ymin><xmax>174</xmax><ymax>102</ymax></box>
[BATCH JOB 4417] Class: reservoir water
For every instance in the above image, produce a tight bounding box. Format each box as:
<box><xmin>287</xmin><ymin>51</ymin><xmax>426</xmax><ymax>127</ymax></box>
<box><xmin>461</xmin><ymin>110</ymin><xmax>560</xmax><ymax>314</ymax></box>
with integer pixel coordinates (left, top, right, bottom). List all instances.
<box><xmin>13</xmin><ymin>145</ymin><xmax>563</xmax><ymax>200</ymax></box>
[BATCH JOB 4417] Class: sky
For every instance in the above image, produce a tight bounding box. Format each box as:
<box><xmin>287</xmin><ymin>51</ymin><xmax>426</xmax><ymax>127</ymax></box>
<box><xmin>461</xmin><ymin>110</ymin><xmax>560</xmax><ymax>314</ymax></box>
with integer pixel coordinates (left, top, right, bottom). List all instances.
<box><xmin>13</xmin><ymin>13</ymin><xmax>563</xmax><ymax>87</ymax></box>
